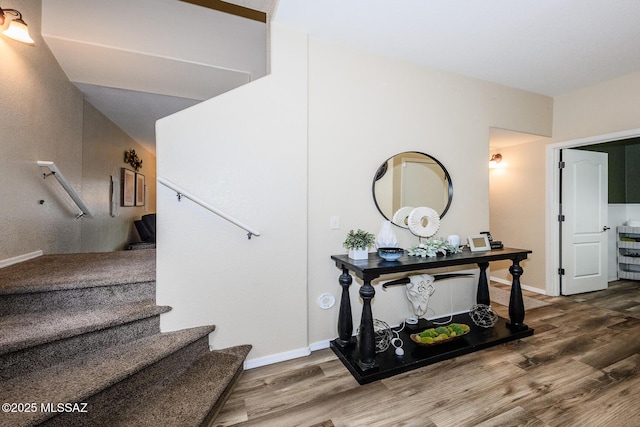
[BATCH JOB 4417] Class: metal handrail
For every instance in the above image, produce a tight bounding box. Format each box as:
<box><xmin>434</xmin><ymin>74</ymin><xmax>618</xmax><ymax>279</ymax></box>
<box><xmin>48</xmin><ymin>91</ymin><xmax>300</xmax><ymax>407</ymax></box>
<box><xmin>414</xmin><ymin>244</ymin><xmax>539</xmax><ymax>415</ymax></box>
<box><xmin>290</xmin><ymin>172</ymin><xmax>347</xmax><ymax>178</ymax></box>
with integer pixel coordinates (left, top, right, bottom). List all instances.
<box><xmin>157</xmin><ymin>176</ymin><xmax>261</xmax><ymax>239</ymax></box>
<box><xmin>37</xmin><ymin>161</ymin><xmax>91</xmax><ymax>218</ymax></box>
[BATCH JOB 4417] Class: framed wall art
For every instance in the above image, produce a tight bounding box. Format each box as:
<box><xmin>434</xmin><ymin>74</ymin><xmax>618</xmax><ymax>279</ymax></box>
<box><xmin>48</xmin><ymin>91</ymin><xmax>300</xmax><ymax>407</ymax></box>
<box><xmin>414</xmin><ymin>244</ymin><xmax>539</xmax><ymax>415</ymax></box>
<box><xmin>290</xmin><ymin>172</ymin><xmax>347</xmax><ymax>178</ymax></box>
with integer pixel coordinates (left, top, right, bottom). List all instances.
<box><xmin>122</xmin><ymin>169</ymin><xmax>135</xmax><ymax>207</ymax></box>
<box><xmin>135</xmin><ymin>173</ymin><xmax>145</xmax><ymax>206</ymax></box>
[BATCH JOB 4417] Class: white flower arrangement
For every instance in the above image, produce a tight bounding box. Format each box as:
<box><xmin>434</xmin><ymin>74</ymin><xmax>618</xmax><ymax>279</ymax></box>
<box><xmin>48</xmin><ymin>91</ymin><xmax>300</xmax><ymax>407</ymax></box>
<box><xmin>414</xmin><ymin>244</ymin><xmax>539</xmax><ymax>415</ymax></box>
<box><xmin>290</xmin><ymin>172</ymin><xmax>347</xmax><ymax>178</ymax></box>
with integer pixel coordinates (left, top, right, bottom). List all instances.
<box><xmin>407</xmin><ymin>238</ymin><xmax>463</xmax><ymax>257</ymax></box>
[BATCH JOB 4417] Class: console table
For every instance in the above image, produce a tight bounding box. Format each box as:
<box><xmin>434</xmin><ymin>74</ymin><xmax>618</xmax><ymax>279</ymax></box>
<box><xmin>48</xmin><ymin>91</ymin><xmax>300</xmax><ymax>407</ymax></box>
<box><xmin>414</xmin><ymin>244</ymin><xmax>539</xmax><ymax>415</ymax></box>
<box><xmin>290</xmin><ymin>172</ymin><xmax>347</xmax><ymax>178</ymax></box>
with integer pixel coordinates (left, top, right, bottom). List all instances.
<box><xmin>330</xmin><ymin>247</ymin><xmax>533</xmax><ymax>384</ymax></box>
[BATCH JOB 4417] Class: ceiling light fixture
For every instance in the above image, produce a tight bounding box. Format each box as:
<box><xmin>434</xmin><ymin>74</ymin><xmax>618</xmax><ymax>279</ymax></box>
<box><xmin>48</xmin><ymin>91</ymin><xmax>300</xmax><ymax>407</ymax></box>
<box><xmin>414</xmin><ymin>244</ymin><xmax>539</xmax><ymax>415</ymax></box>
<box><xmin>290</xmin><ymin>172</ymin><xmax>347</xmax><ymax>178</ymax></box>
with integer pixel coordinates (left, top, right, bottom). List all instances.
<box><xmin>0</xmin><ymin>6</ymin><xmax>34</xmax><ymax>45</ymax></box>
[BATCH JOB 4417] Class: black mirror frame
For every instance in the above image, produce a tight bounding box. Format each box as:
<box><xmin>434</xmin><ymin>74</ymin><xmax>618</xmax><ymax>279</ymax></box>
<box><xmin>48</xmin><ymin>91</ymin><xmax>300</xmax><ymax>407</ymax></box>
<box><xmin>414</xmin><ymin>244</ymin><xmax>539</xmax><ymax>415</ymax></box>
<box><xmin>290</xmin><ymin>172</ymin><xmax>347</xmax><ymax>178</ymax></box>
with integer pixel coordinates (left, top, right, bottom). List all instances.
<box><xmin>372</xmin><ymin>151</ymin><xmax>453</xmax><ymax>226</ymax></box>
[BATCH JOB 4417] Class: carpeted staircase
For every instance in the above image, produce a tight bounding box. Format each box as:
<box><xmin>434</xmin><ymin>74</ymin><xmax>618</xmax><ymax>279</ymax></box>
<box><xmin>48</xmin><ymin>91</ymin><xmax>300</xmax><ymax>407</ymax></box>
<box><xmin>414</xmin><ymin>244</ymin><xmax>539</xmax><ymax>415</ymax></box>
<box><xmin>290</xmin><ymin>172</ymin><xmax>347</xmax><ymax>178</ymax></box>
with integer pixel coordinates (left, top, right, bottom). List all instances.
<box><xmin>0</xmin><ymin>249</ymin><xmax>251</xmax><ymax>427</ymax></box>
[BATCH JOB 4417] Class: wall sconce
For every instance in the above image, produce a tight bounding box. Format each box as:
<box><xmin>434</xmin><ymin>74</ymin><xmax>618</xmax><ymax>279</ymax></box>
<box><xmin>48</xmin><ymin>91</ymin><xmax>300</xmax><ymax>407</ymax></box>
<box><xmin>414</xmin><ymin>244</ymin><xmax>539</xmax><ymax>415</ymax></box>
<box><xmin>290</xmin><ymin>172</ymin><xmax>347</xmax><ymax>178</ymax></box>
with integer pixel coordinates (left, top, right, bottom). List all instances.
<box><xmin>489</xmin><ymin>153</ymin><xmax>502</xmax><ymax>168</ymax></box>
<box><xmin>0</xmin><ymin>6</ymin><xmax>34</xmax><ymax>45</ymax></box>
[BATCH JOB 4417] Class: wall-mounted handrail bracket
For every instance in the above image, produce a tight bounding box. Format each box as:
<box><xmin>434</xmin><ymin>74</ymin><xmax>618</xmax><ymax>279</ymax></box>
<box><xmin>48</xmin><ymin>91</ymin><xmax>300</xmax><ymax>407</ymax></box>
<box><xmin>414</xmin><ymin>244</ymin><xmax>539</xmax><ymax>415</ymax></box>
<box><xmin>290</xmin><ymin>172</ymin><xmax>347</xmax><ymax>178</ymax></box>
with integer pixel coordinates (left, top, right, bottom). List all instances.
<box><xmin>158</xmin><ymin>176</ymin><xmax>261</xmax><ymax>240</ymax></box>
<box><xmin>37</xmin><ymin>161</ymin><xmax>91</xmax><ymax>219</ymax></box>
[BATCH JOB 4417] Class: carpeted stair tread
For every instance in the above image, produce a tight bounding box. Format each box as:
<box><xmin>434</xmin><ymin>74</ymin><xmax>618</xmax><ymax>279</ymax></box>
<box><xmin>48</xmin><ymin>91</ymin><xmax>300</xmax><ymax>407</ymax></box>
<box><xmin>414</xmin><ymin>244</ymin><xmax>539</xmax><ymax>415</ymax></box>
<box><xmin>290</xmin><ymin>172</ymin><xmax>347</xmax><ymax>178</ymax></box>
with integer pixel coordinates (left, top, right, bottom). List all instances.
<box><xmin>0</xmin><ymin>250</ymin><xmax>248</xmax><ymax>426</ymax></box>
<box><xmin>0</xmin><ymin>325</ymin><xmax>215</xmax><ymax>427</ymax></box>
<box><xmin>0</xmin><ymin>250</ymin><xmax>155</xmax><ymax>295</ymax></box>
<box><xmin>100</xmin><ymin>344</ymin><xmax>252</xmax><ymax>427</ymax></box>
<box><xmin>0</xmin><ymin>301</ymin><xmax>170</xmax><ymax>356</ymax></box>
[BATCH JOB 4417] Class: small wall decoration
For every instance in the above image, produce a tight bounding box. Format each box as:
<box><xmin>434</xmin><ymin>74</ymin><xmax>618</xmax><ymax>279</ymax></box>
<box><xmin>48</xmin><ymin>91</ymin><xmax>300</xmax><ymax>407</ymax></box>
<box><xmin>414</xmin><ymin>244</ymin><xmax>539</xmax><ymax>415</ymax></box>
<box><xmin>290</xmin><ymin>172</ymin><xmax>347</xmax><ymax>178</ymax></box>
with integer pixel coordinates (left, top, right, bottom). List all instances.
<box><xmin>122</xmin><ymin>169</ymin><xmax>135</xmax><ymax>207</ymax></box>
<box><xmin>124</xmin><ymin>149</ymin><xmax>143</xmax><ymax>171</ymax></box>
<box><xmin>135</xmin><ymin>173</ymin><xmax>145</xmax><ymax>207</ymax></box>
<box><xmin>468</xmin><ymin>234</ymin><xmax>491</xmax><ymax>252</ymax></box>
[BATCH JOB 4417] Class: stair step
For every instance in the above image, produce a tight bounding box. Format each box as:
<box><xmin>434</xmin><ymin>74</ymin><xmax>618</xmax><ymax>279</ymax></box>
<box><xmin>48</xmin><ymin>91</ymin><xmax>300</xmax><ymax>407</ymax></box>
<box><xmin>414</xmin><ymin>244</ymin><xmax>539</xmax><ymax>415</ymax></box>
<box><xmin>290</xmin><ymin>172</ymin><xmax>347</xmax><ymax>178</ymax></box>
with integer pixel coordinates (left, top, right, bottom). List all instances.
<box><xmin>0</xmin><ymin>302</ymin><xmax>171</xmax><ymax>381</ymax></box>
<box><xmin>0</xmin><ymin>250</ymin><xmax>248</xmax><ymax>426</ymax></box>
<box><xmin>0</xmin><ymin>281</ymin><xmax>157</xmax><ymax>315</ymax></box>
<box><xmin>0</xmin><ymin>250</ymin><xmax>156</xmax><ymax>314</ymax></box>
<box><xmin>0</xmin><ymin>325</ymin><xmax>215</xmax><ymax>427</ymax></box>
<box><xmin>0</xmin><ymin>250</ymin><xmax>155</xmax><ymax>295</ymax></box>
<box><xmin>46</xmin><ymin>345</ymin><xmax>253</xmax><ymax>427</ymax></box>
<box><xmin>0</xmin><ymin>301</ymin><xmax>170</xmax><ymax>356</ymax></box>
<box><xmin>107</xmin><ymin>345</ymin><xmax>252</xmax><ymax>427</ymax></box>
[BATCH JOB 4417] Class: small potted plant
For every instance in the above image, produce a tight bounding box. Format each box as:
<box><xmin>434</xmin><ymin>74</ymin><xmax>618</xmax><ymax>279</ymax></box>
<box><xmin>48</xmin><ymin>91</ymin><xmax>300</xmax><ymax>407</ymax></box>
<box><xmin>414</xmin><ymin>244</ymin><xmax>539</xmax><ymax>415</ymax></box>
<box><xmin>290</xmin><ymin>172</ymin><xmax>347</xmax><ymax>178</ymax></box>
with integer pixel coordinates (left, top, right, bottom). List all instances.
<box><xmin>407</xmin><ymin>238</ymin><xmax>463</xmax><ymax>257</ymax></box>
<box><xmin>343</xmin><ymin>229</ymin><xmax>376</xmax><ymax>260</ymax></box>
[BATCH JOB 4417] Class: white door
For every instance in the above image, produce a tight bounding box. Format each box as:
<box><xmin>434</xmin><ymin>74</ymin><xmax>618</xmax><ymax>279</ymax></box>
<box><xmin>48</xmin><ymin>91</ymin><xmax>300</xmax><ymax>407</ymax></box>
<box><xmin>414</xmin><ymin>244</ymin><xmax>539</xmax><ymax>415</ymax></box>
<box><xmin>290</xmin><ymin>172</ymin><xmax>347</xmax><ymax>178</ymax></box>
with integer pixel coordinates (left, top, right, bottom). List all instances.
<box><xmin>561</xmin><ymin>148</ymin><xmax>609</xmax><ymax>295</ymax></box>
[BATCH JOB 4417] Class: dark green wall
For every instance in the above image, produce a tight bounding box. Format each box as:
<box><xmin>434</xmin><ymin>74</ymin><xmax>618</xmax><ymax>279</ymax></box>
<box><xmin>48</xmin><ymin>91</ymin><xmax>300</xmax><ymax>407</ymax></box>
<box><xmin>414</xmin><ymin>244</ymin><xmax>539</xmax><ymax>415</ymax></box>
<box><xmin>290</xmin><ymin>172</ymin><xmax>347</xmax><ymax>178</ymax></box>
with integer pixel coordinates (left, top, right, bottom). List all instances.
<box><xmin>626</xmin><ymin>145</ymin><xmax>640</xmax><ymax>202</ymax></box>
<box><xmin>580</xmin><ymin>137</ymin><xmax>640</xmax><ymax>203</ymax></box>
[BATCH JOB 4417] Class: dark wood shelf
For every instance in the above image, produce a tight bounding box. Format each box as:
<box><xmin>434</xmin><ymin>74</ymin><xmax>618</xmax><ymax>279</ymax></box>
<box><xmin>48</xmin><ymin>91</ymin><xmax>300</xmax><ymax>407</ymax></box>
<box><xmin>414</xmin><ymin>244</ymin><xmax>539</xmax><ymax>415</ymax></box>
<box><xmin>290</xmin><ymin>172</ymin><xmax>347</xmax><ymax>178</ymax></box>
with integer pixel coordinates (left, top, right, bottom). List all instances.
<box><xmin>330</xmin><ymin>313</ymin><xmax>534</xmax><ymax>384</ymax></box>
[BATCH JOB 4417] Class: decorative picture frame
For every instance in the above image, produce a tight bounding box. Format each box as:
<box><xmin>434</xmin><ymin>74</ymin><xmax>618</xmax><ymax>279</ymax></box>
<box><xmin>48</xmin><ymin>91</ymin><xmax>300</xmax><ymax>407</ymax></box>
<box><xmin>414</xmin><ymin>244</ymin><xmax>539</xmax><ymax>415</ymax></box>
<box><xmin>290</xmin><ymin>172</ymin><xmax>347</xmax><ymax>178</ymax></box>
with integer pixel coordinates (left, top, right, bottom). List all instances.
<box><xmin>135</xmin><ymin>173</ymin><xmax>145</xmax><ymax>206</ymax></box>
<box><xmin>122</xmin><ymin>169</ymin><xmax>135</xmax><ymax>207</ymax></box>
<box><xmin>468</xmin><ymin>234</ymin><xmax>491</xmax><ymax>252</ymax></box>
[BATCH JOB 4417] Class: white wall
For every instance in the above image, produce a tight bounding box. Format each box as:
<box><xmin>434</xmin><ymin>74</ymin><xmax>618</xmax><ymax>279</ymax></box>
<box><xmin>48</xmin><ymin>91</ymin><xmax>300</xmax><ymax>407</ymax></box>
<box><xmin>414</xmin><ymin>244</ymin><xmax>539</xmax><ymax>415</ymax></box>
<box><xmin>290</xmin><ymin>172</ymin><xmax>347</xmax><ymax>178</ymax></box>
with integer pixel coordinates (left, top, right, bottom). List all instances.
<box><xmin>489</xmin><ymin>140</ymin><xmax>549</xmax><ymax>292</ymax></box>
<box><xmin>491</xmin><ymin>145</ymin><xmax>633</xmax><ymax>290</ymax></box>
<box><xmin>547</xmin><ymin>73</ymin><xmax>640</xmax><ymax>293</ymax></box>
<box><xmin>489</xmin><ymin>71</ymin><xmax>640</xmax><ymax>296</ymax></box>
<box><xmin>553</xmin><ymin>72</ymin><xmax>640</xmax><ymax>142</ymax></box>
<box><xmin>306</xmin><ymin>38</ymin><xmax>553</xmax><ymax>346</ymax></box>
<box><xmin>156</xmin><ymin>24</ymin><xmax>309</xmax><ymax>363</ymax></box>
<box><xmin>156</xmin><ymin>24</ymin><xmax>553</xmax><ymax>364</ymax></box>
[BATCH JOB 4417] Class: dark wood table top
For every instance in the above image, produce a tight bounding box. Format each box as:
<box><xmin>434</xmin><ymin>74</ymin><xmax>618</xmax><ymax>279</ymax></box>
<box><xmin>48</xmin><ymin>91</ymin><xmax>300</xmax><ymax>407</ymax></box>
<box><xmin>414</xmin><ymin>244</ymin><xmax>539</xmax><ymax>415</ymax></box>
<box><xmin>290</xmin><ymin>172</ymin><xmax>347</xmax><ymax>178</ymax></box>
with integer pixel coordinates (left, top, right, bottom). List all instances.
<box><xmin>331</xmin><ymin>247</ymin><xmax>531</xmax><ymax>280</ymax></box>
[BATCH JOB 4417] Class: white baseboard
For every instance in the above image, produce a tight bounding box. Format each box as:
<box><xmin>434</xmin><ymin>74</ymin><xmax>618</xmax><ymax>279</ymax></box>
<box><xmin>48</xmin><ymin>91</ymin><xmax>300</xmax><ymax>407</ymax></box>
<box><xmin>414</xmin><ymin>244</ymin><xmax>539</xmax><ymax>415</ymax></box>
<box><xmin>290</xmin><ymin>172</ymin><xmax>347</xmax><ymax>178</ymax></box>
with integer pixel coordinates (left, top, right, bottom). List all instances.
<box><xmin>243</xmin><ymin>346</ymin><xmax>311</xmax><ymax>370</ymax></box>
<box><xmin>0</xmin><ymin>250</ymin><xmax>43</xmax><ymax>269</ymax></box>
<box><xmin>490</xmin><ymin>276</ymin><xmax>547</xmax><ymax>295</ymax></box>
<box><xmin>242</xmin><ymin>340</ymin><xmax>333</xmax><ymax>370</ymax></box>
<box><xmin>309</xmin><ymin>340</ymin><xmax>330</xmax><ymax>352</ymax></box>
<box><xmin>243</xmin><ymin>312</ymin><xmax>478</xmax><ymax>370</ymax></box>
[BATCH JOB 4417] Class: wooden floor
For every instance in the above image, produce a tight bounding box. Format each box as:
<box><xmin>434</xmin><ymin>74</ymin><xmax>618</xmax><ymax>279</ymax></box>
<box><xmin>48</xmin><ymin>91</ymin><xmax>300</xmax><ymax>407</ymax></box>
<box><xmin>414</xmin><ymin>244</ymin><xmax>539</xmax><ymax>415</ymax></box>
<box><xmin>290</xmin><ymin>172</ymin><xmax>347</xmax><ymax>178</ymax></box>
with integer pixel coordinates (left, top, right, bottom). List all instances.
<box><xmin>214</xmin><ymin>281</ymin><xmax>640</xmax><ymax>427</ymax></box>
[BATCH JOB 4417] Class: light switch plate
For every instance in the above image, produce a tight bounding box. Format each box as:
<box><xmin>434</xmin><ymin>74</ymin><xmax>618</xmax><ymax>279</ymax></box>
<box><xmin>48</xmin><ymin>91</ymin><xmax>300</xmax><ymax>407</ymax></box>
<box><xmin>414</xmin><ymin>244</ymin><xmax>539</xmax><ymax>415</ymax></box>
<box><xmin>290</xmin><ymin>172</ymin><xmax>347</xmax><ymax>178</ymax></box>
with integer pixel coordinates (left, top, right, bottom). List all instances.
<box><xmin>330</xmin><ymin>216</ymin><xmax>340</xmax><ymax>230</ymax></box>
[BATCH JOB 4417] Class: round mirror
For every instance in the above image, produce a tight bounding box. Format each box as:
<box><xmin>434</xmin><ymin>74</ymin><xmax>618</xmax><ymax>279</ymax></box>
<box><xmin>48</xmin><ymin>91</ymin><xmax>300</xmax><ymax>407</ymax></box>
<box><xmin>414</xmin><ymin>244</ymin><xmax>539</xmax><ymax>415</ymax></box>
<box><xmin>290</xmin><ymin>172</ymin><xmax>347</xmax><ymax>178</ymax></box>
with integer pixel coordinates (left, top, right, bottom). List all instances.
<box><xmin>372</xmin><ymin>152</ymin><xmax>453</xmax><ymax>228</ymax></box>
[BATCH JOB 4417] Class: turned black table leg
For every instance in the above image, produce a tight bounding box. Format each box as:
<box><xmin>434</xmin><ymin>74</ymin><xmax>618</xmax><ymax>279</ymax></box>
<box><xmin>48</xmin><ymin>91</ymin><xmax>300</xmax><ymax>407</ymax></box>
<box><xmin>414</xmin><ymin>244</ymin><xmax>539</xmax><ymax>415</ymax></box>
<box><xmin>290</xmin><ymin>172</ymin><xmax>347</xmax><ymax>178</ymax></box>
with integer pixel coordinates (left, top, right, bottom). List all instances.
<box><xmin>508</xmin><ymin>259</ymin><xmax>528</xmax><ymax>331</ymax></box>
<box><xmin>357</xmin><ymin>280</ymin><xmax>376</xmax><ymax>370</ymax></box>
<box><xmin>476</xmin><ymin>262</ymin><xmax>490</xmax><ymax>305</ymax></box>
<box><xmin>336</xmin><ymin>268</ymin><xmax>353</xmax><ymax>347</ymax></box>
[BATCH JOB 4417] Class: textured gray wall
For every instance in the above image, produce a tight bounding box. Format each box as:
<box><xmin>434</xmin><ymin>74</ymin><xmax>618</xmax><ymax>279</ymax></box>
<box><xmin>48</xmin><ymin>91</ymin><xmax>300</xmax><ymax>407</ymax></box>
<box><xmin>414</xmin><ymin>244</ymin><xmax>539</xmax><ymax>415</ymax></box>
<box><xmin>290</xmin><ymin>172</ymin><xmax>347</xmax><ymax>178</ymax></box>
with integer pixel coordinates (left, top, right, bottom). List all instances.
<box><xmin>0</xmin><ymin>0</ymin><xmax>156</xmax><ymax>260</ymax></box>
<box><xmin>0</xmin><ymin>0</ymin><xmax>84</xmax><ymax>259</ymax></box>
<box><xmin>81</xmin><ymin>102</ymin><xmax>156</xmax><ymax>252</ymax></box>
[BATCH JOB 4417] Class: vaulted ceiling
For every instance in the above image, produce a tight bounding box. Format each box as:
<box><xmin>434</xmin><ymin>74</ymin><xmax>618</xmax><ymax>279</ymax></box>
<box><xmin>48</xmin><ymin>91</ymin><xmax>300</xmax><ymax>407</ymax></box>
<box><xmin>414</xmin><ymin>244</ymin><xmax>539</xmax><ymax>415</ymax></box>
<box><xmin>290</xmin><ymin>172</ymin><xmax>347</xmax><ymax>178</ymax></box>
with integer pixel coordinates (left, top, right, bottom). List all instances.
<box><xmin>41</xmin><ymin>0</ymin><xmax>640</xmax><ymax>153</ymax></box>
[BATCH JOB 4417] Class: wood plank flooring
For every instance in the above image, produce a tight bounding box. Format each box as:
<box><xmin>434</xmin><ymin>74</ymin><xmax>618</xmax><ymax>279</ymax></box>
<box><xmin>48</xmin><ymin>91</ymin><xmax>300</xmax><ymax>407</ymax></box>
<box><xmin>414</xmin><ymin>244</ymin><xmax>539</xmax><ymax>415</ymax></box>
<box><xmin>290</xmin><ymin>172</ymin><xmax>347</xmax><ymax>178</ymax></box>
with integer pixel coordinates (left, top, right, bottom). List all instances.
<box><xmin>214</xmin><ymin>280</ymin><xmax>640</xmax><ymax>427</ymax></box>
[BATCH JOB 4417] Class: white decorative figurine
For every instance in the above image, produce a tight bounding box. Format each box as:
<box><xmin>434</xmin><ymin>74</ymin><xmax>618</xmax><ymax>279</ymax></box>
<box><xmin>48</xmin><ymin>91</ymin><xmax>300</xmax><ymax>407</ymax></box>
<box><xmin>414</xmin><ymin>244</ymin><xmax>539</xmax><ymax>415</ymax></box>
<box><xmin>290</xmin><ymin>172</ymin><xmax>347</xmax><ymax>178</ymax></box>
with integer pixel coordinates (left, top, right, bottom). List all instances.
<box><xmin>405</xmin><ymin>274</ymin><xmax>435</xmax><ymax>318</ymax></box>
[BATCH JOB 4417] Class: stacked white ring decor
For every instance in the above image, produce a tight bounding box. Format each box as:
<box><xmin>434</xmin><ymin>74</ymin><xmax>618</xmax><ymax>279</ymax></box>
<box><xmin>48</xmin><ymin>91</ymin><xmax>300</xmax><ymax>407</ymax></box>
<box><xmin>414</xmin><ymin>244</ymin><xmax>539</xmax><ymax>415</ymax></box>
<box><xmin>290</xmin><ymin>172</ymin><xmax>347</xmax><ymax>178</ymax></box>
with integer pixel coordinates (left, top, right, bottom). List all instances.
<box><xmin>407</xmin><ymin>206</ymin><xmax>441</xmax><ymax>238</ymax></box>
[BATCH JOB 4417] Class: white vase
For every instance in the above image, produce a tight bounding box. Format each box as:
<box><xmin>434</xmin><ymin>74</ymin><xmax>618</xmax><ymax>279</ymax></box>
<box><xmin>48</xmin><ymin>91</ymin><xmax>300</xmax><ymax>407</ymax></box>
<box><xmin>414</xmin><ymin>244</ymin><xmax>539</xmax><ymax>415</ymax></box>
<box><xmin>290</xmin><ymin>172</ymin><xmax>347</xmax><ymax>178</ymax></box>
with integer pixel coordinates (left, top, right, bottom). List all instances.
<box><xmin>348</xmin><ymin>248</ymin><xmax>369</xmax><ymax>260</ymax></box>
<box><xmin>375</xmin><ymin>220</ymin><xmax>398</xmax><ymax>249</ymax></box>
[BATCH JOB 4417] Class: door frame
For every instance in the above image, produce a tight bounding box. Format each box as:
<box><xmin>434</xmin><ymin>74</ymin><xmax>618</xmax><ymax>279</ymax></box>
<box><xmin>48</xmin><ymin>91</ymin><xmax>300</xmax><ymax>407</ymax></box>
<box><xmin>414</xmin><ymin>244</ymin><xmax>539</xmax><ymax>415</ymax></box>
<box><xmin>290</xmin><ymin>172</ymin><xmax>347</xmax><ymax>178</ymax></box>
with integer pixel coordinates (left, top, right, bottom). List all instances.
<box><xmin>546</xmin><ymin>128</ymin><xmax>640</xmax><ymax>296</ymax></box>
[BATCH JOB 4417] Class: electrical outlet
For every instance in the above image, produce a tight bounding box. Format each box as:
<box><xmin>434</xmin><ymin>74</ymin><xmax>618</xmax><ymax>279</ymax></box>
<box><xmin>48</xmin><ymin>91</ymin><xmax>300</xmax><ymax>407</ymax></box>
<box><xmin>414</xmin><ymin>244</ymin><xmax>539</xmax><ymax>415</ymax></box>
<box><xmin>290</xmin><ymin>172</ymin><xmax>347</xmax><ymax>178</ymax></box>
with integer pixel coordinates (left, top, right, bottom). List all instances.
<box><xmin>317</xmin><ymin>293</ymin><xmax>335</xmax><ymax>309</ymax></box>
